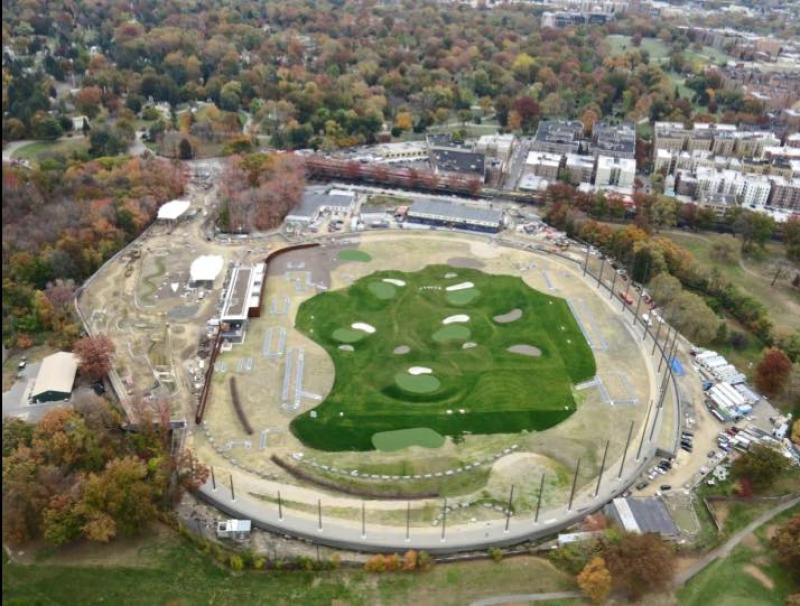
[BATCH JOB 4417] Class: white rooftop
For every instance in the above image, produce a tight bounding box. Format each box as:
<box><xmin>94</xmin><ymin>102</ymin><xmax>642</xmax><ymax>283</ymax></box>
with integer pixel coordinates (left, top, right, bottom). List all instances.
<box><xmin>190</xmin><ymin>255</ymin><xmax>224</xmax><ymax>283</ymax></box>
<box><xmin>157</xmin><ymin>199</ymin><xmax>191</xmax><ymax>220</ymax></box>
<box><xmin>31</xmin><ymin>352</ymin><xmax>78</xmax><ymax>398</ymax></box>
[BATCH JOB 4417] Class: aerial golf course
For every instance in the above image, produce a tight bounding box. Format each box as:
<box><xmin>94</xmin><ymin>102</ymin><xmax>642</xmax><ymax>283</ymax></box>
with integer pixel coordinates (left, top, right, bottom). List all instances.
<box><xmin>291</xmin><ymin>264</ymin><xmax>596</xmax><ymax>451</ymax></box>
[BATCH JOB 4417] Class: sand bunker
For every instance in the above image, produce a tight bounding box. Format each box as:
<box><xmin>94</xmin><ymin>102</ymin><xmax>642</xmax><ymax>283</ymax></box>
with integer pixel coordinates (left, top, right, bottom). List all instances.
<box><xmin>507</xmin><ymin>344</ymin><xmax>542</xmax><ymax>357</ymax></box>
<box><xmin>446</xmin><ymin>281</ymin><xmax>475</xmax><ymax>291</ymax></box>
<box><xmin>462</xmin><ymin>342</ymin><xmax>477</xmax><ymax>349</ymax></box>
<box><xmin>408</xmin><ymin>366</ymin><xmax>432</xmax><ymax>375</ymax></box>
<box><xmin>382</xmin><ymin>278</ymin><xmax>406</xmax><ymax>287</ymax></box>
<box><xmin>494</xmin><ymin>308</ymin><xmax>522</xmax><ymax>323</ymax></box>
<box><xmin>393</xmin><ymin>345</ymin><xmax>410</xmax><ymax>355</ymax></box>
<box><xmin>443</xmin><ymin>314</ymin><xmax>469</xmax><ymax>324</ymax></box>
<box><xmin>447</xmin><ymin>257</ymin><xmax>484</xmax><ymax>269</ymax></box>
<box><xmin>338</xmin><ymin>345</ymin><xmax>354</xmax><ymax>352</ymax></box>
<box><xmin>444</xmin><ymin>272</ymin><xmax>458</xmax><ymax>279</ymax></box>
<box><xmin>351</xmin><ymin>322</ymin><xmax>376</xmax><ymax>334</ymax></box>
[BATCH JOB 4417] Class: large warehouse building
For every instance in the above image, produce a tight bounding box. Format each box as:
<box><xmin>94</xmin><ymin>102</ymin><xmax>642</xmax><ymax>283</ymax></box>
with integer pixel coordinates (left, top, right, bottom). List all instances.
<box><xmin>219</xmin><ymin>263</ymin><xmax>267</xmax><ymax>343</ymax></box>
<box><xmin>31</xmin><ymin>352</ymin><xmax>78</xmax><ymax>403</ymax></box>
<box><xmin>406</xmin><ymin>199</ymin><xmax>503</xmax><ymax>233</ymax></box>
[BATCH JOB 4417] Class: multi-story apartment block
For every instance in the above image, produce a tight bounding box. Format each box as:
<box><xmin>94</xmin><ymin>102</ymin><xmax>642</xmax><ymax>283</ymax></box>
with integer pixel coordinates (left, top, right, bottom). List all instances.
<box><xmin>595</xmin><ymin>155</ymin><xmax>636</xmax><ymax>188</ymax></box>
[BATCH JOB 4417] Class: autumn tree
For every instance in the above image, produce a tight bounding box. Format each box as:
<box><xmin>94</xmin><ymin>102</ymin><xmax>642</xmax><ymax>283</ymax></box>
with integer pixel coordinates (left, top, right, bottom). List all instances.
<box><xmin>732</xmin><ymin>444</ymin><xmax>790</xmax><ymax>492</ymax></box>
<box><xmin>73</xmin><ymin>335</ymin><xmax>116</xmax><ymax>381</ymax></box>
<box><xmin>754</xmin><ymin>348</ymin><xmax>793</xmax><ymax>397</ymax></box>
<box><xmin>771</xmin><ymin>514</ymin><xmax>800</xmax><ymax>581</ymax></box>
<box><xmin>577</xmin><ymin>556</ymin><xmax>613</xmax><ymax>604</ymax></box>
<box><xmin>602</xmin><ymin>532</ymin><xmax>676</xmax><ymax>600</ymax></box>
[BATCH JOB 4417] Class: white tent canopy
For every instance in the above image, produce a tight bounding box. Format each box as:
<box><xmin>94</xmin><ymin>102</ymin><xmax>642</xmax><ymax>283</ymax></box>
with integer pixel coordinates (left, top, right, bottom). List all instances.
<box><xmin>31</xmin><ymin>352</ymin><xmax>78</xmax><ymax>399</ymax></box>
<box><xmin>190</xmin><ymin>255</ymin><xmax>224</xmax><ymax>284</ymax></box>
<box><xmin>157</xmin><ymin>199</ymin><xmax>191</xmax><ymax>220</ymax></box>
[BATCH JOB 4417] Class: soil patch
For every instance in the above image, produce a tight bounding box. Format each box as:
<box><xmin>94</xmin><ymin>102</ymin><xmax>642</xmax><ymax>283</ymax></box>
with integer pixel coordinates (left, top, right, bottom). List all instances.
<box><xmin>743</xmin><ymin>564</ymin><xmax>775</xmax><ymax>590</ymax></box>
<box><xmin>507</xmin><ymin>344</ymin><xmax>542</xmax><ymax>357</ymax></box>
<box><xmin>447</xmin><ymin>257</ymin><xmax>484</xmax><ymax>269</ymax></box>
<box><xmin>494</xmin><ymin>308</ymin><xmax>522</xmax><ymax>323</ymax></box>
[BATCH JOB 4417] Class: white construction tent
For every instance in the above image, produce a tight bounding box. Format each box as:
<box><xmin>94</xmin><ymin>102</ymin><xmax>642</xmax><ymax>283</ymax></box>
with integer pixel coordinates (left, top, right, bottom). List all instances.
<box><xmin>707</xmin><ymin>381</ymin><xmax>751</xmax><ymax>420</ymax></box>
<box><xmin>157</xmin><ymin>199</ymin><xmax>191</xmax><ymax>221</ymax></box>
<box><xmin>189</xmin><ymin>255</ymin><xmax>224</xmax><ymax>288</ymax></box>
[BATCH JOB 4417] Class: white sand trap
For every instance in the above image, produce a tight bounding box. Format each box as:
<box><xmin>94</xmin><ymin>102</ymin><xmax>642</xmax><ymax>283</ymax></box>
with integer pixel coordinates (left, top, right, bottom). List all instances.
<box><xmin>446</xmin><ymin>281</ymin><xmax>475</xmax><ymax>291</ymax></box>
<box><xmin>445</xmin><ymin>272</ymin><xmax>458</xmax><ymax>279</ymax></box>
<box><xmin>494</xmin><ymin>308</ymin><xmax>522</xmax><ymax>323</ymax></box>
<box><xmin>462</xmin><ymin>342</ymin><xmax>477</xmax><ymax>350</ymax></box>
<box><xmin>408</xmin><ymin>366</ymin><xmax>432</xmax><ymax>375</ymax></box>
<box><xmin>382</xmin><ymin>278</ymin><xmax>406</xmax><ymax>287</ymax></box>
<box><xmin>443</xmin><ymin>314</ymin><xmax>470</xmax><ymax>325</ymax></box>
<box><xmin>507</xmin><ymin>344</ymin><xmax>542</xmax><ymax>357</ymax></box>
<box><xmin>338</xmin><ymin>345</ymin><xmax>354</xmax><ymax>352</ymax></box>
<box><xmin>393</xmin><ymin>345</ymin><xmax>410</xmax><ymax>355</ymax></box>
<box><xmin>351</xmin><ymin>322</ymin><xmax>376</xmax><ymax>333</ymax></box>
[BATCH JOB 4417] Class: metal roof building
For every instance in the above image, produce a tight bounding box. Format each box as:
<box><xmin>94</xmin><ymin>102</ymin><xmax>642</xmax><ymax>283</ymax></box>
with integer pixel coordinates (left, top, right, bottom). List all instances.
<box><xmin>287</xmin><ymin>189</ymin><xmax>355</xmax><ymax>223</ymax></box>
<box><xmin>406</xmin><ymin>199</ymin><xmax>503</xmax><ymax>233</ymax></box>
<box><xmin>31</xmin><ymin>352</ymin><xmax>78</xmax><ymax>403</ymax></box>
<box><xmin>608</xmin><ymin>497</ymin><xmax>679</xmax><ymax>538</ymax></box>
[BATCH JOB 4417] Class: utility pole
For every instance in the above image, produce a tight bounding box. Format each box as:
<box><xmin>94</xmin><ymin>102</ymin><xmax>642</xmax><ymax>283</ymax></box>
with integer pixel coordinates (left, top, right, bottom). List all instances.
<box><xmin>505</xmin><ymin>485</ymin><xmax>515</xmax><ymax>532</ymax></box>
<box><xmin>618</xmin><ymin>420</ymin><xmax>635</xmax><ymax>479</ymax></box>
<box><xmin>568</xmin><ymin>458</ymin><xmax>581</xmax><ymax>511</ymax></box>
<box><xmin>636</xmin><ymin>400</ymin><xmax>654</xmax><ymax>461</ymax></box>
<box><xmin>595</xmin><ymin>440</ymin><xmax>610</xmax><ymax>497</ymax></box>
<box><xmin>535</xmin><ymin>473</ymin><xmax>545</xmax><ymax>523</ymax></box>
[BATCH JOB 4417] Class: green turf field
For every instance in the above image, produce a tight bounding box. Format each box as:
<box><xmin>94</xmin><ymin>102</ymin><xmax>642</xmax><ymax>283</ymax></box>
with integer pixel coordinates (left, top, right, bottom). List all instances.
<box><xmin>291</xmin><ymin>265</ymin><xmax>596</xmax><ymax>451</ymax></box>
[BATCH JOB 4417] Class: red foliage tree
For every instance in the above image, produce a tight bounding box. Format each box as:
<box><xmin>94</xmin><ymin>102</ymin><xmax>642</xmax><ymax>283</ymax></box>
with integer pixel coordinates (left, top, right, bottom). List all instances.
<box><xmin>754</xmin><ymin>347</ymin><xmax>793</xmax><ymax>397</ymax></box>
<box><xmin>73</xmin><ymin>335</ymin><xmax>116</xmax><ymax>381</ymax></box>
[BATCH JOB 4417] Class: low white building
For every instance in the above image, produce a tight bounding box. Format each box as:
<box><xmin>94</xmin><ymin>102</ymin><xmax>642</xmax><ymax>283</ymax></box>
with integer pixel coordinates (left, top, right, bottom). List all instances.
<box><xmin>189</xmin><ymin>255</ymin><xmax>224</xmax><ymax>289</ymax></box>
<box><xmin>31</xmin><ymin>352</ymin><xmax>79</xmax><ymax>403</ymax></box>
<box><xmin>157</xmin><ymin>199</ymin><xmax>191</xmax><ymax>221</ymax></box>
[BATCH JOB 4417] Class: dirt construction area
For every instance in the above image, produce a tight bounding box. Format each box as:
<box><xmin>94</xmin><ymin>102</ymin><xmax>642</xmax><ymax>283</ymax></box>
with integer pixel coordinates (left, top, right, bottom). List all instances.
<box><xmin>81</xmin><ymin>181</ymin><xmax>682</xmax><ymax>532</ymax></box>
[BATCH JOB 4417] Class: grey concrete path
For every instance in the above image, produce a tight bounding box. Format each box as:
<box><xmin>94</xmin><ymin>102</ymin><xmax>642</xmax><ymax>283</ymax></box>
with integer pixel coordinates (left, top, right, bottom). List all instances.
<box><xmin>674</xmin><ymin>494</ymin><xmax>800</xmax><ymax>586</ymax></box>
<box><xmin>470</xmin><ymin>591</ymin><xmax>581</xmax><ymax>606</ymax></box>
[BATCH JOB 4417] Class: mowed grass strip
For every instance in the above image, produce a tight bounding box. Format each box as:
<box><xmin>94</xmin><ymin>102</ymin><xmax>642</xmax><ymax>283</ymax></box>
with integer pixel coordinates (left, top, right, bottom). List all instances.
<box><xmin>372</xmin><ymin>427</ymin><xmax>446</xmax><ymax>451</ymax></box>
<box><xmin>291</xmin><ymin>265</ymin><xmax>596</xmax><ymax>451</ymax></box>
<box><xmin>337</xmin><ymin>249</ymin><xmax>372</xmax><ymax>262</ymax></box>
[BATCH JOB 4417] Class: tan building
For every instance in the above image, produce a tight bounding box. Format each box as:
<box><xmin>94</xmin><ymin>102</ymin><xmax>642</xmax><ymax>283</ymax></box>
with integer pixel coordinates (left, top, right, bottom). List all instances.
<box><xmin>769</xmin><ymin>177</ymin><xmax>800</xmax><ymax>210</ymax></box>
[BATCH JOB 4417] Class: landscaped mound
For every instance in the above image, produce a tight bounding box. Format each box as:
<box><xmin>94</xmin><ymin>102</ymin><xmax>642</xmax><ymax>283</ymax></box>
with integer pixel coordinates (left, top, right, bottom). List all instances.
<box><xmin>291</xmin><ymin>265</ymin><xmax>596</xmax><ymax>451</ymax></box>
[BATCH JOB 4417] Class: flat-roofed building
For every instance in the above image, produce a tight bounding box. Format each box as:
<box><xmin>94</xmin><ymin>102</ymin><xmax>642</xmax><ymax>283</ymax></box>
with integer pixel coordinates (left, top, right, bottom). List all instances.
<box><xmin>565</xmin><ymin>153</ymin><xmax>596</xmax><ymax>184</ymax></box>
<box><xmin>286</xmin><ymin>188</ymin><xmax>355</xmax><ymax>224</ymax></box>
<box><xmin>220</xmin><ymin>263</ymin><xmax>266</xmax><ymax>343</ymax></box>
<box><xmin>595</xmin><ymin>155</ymin><xmax>636</xmax><ymax>188</ymax></box>
<box><xmin>157</xmin><ymin>199</ymin><xmax>191</xmax><ymax>221</ymax></box>
<box><xmin>654</xmin><ymin>122</ymin><xmax>690</xmax><ymax>152</ymax></box>
<box><xmin>769</xmin><ymin>176</ymin><xmax>800</xmax><ymax>210</ymax></box>
<box><xmin>31</xmin><ymin>352</ymin><xmax>78</xmax><ymax>403</ymax></box>
<box><xmin>607</xmin><ymin>497</ymin><xmax>679</xmax><ymax>539</ymax></box>
<box><xmin>525</xmin><ymin>151</ymin><xmax>563</xmax><ymax>180</ymax></box>
<box><xmin>475</xmin><ymin>134</ymin><xmax>516</xmax><ymax>171</ymax></box>
<box><xmin>531</xmin><ymin>120</ymin><xmax>584</xmax><ymax>155</ymax></box>
<box><xmin>406</xmin><ymin>199</ymin><xmax>503</xmax><ymax>233</ymax></box>
<box><xmin>591</xmin><ymin>121</ymin><xmax>636</xmax><ymax>159</ymax></box>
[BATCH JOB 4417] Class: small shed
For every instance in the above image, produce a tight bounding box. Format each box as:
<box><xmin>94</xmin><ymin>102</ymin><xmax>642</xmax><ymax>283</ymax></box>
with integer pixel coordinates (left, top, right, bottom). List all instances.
<box><xmin>31</xmin><ymin>352</ymin><xmax>78</xmax><ymax>403</ymax></box>
<box><xmin>216</xmin><ymin>519</ymin><xmax>252</xmax><ymax>540</ymax></box>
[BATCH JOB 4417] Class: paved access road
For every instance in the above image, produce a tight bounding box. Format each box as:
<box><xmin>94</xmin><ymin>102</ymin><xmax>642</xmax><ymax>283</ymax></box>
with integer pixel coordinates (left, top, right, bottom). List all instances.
<box><xmin>470</xmin><ymin>591</ymin><xmax>581</xmax><ymax>606</ymax></box>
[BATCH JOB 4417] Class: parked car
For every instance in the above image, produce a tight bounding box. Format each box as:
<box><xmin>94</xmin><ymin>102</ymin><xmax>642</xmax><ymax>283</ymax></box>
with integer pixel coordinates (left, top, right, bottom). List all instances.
<box><xmin>659</xmin><ymin>485</ymin><xmax>672</xmax><ymax>491</ymax></box>
<box><xmin>635</xmin><ymin>482</ymin><xmax>649</xmax><ymax>490</ymax></box>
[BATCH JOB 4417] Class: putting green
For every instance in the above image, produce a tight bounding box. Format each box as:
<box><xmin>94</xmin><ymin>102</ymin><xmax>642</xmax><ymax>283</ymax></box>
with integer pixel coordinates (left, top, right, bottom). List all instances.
<box><xmin>367</xmin><ymin>281</ymin><xmax>397</xmax><ymax>299</ymax></box>
<box><xmin>291</xmin><ymin>265</ymin><xmax>596</xmax><ymax>451</ymax></box>
<box><xmin>395</xmin><ymin>372</ymin><xmax>441</xmax><ymax>394</ymax></box>
<box><xmin>372</xmin><ymin>427</ymin><xmax>445</xmax><ymax>451</ymax></box>
<box><xmin>338</xmin><ymin>249</ymin><xmax>372</xmax><ymax>262</ymax></box>
<box><xmin>432</xmin><ymin>325</ymin><xmax>471</xmax><ymax>343</ymax></box>
<box><xmin>446</xmin><ymin>288</ymin><xmax>479</xmax><ymax>305</ymax></box>
<box><xmin>332</xmin><ymin>328</ymin><xmax>367</xmax><ymax>343</ymax></box>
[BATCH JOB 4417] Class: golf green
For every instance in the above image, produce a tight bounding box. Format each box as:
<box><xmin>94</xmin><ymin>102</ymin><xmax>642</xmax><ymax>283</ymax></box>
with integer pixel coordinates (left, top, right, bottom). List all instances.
<box><xmin>291</xmin><ymin>265</ymin><xmax>596</xmax><ymax>451</ymax></box>
<box><xmin>395</xmin><ymin>372</ymin><xmax>441</xmax><ymax>394</ymax></box>
<box><xmin>368</xmin><ymin>281</ymin><xmax>397</xmax><ymax>299</ymax></box>
<box><xmin>372</xmin><ymin>427</ymin><xmax>446</xmax><ymax>451</ymax></box>
<box><xmin>432</xmin><ymin>325</ymin><xmax>471</xmax><ymax>343</ymax></box>
<box><xmin>446</xmin><ymin>288</ymin><xmax>479</xmax><ymax>305</ymax></box>
<box><xmin>332</xmin><ymin>328</ymin><xmax>367</xmax><ymax>343</ymax></box>
<box><xmin>337</xmin><ymin>249</ymin><xmax>372</xmax><ymax>262</ymax></box>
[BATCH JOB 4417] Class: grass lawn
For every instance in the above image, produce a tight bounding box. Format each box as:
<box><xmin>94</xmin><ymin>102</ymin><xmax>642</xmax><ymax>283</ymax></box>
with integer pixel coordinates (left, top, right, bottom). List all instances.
<box><xmin>3</xmin><ymin>525</ymin><xmax>579</xmax><ymax>606</ymax></box>
<box><xmin>11</xmin><ymin>137</ymin><xmax>89</xmax><ymax>162</ymax></box>
<box><xmin>677</xmin><ymin>506</ymin><xmax>800</xmax><ymax>606</ymax></box>
<box><xmin>291</xmin><ymin>265</ymin><xmax>596</xmax><ymax>451</ymax></box>
<box><xmin>605</xmin><ymin>35</ymin><xmax>670</xmax><ymax>62</ymax></box>
<box><xmin>663</xmin><ymin>231</ymin><xmax>800</xmax><ymax>338</ymax></box>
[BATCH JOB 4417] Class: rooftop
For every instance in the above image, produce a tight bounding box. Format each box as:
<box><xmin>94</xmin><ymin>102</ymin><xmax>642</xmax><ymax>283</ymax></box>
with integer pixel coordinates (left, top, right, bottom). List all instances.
<box><xmin>31</xmin><ymin>352</ymin><xmax>78</xmax><ymax>398</ymax></box>
<box><xmin>157</xmin><ymin>199</ymin><xmax>191</xmax><ymax>220</ymax></box>
<box><xmin>611</xmin><ymin>497</ymin><xmax>678</xmax><ymax>536</ymax></box>
<box><xmin>408</xmin><ymin>198</ymin><xmax>502</xmax><ymax>227</ymax></box>
<box><xmin>430</xmin><ymin>148</ymin><xmax>486</xmax><ymax>176</ymax></box>
<box><xmin>190</xmin><ymin>255</ymin><xmax>224</xmax><ymax>284</ymax></box>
